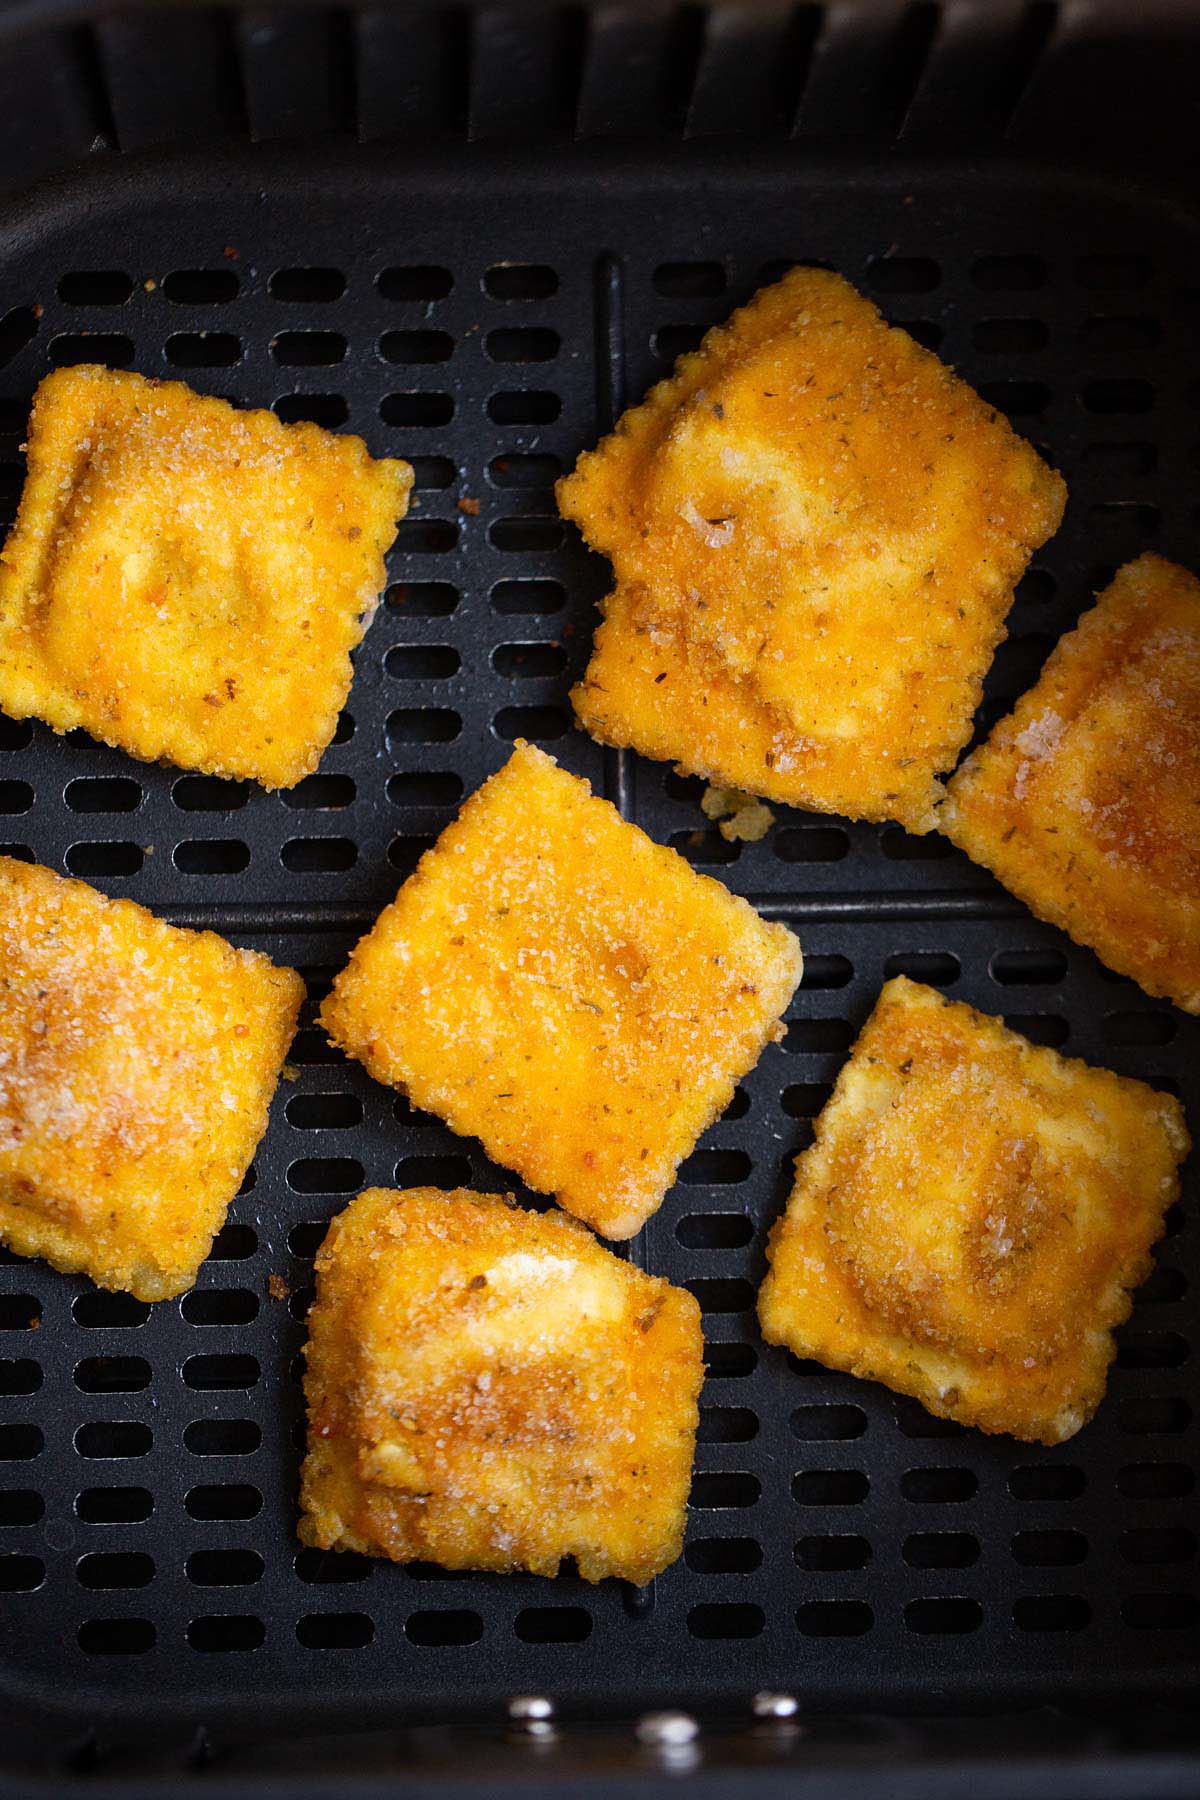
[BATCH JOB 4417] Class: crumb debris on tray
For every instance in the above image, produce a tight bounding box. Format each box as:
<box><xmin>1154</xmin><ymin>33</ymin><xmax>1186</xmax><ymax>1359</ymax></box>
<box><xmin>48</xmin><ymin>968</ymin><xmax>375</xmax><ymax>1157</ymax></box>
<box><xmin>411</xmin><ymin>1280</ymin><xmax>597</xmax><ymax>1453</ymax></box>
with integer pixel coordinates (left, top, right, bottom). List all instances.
<box><xmin>941</xmin><ymin>552</ymin><xmax>1200</xmax><ymax>1013</ymax></box>
<box><xmin>700</xmin><ymin>783</ymin><xmax>775</xmax><ymax>842</ymax></box>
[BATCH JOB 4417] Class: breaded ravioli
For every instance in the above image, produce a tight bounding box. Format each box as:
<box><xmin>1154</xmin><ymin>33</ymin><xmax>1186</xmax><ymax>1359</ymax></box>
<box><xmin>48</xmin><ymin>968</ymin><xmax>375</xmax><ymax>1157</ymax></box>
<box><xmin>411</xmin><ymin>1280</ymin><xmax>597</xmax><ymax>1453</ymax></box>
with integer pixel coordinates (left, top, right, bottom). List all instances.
<box><xmin>941</xmin><ymin>554</ymin><xmax>1200</xmax><ymax>1013</ymax></box>
<box><xmin>321</xmin><ymin>743</ymin><xmax>801</xmax><ymax>1239</ymax></box>
<box><xmin>561</xmin><ymin>267</ymin><xmax>1065</xmax><ymax>830</ymax></box>
<box><xmin>298</xmin><ymin>1188</ymin><xmax>704</xmax><ymax>1582</ymax></box>
<box><xmin>758</xmin><ymin>977</ymin><xmax>1188</xmax><ymax>1444</ymax></box>
<box><xmin>0</xmin><ymin>366</ymin><xmax>412</xmax><ymax>788</ymax></box>
<box><xmin>0</xmin><ymin>856</ymin><xmax>302</xmax><ymax>1299</ymax></box>
<box><xmin>574</xmin><ymin>583</ymin><xmax>912</xmax><ymax>818</ymax></box>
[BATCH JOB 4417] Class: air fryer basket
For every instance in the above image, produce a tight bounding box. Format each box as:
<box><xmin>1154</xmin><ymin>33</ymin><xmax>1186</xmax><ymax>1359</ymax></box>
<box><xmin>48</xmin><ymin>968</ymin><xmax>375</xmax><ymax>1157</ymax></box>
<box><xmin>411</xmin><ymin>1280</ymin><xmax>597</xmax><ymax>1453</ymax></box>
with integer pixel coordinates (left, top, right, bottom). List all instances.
<box><xmin>0</xmin><ymin>1</ymin><xmax>1196</xmax><ymax>1793</ymax></box>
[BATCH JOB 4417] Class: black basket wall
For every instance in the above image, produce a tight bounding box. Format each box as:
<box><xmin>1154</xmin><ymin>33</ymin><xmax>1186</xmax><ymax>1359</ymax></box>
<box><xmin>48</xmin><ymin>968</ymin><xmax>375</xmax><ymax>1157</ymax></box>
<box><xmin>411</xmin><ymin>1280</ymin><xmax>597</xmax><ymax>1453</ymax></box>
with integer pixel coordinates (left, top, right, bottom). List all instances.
<box><xmin>0</xmin><ymin>2</ymin><xmax>1196</xmax><ymax>1794</ymax></box>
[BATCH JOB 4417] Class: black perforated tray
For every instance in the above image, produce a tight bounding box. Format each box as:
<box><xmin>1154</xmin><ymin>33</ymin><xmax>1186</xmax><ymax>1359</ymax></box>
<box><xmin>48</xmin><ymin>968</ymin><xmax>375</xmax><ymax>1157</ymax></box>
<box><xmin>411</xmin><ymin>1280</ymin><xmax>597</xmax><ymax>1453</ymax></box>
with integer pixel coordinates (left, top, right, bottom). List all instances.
<box><xmin>0</xmin><ymin>134</ymin><xmax>1197</xmax><ymax>1749</ymax></box>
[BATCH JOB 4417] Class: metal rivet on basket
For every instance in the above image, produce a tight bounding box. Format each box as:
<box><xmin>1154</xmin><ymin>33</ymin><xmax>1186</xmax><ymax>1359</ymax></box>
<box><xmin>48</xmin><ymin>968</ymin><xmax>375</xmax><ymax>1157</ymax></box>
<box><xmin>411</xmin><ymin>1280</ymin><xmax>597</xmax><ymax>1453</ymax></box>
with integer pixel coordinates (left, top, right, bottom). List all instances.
<box><xmin>635</xmin><ymin>1710</ymin><xmax>699</xmax><ymax>1748</ymax></box>
<box><xmin>508</xmin><ymin>1694</ymin><xmax>555</xmax><ymax>1736</ymax></box>
<box><xmin>187</xmin><ymin>1727</ymin><xmax>213</xmax><ymax>1770</ymax></box>
<box><xmin>752</xmin><ymin>1690</ymin><xmax>799</xmax><ymax>1722</ymax></box>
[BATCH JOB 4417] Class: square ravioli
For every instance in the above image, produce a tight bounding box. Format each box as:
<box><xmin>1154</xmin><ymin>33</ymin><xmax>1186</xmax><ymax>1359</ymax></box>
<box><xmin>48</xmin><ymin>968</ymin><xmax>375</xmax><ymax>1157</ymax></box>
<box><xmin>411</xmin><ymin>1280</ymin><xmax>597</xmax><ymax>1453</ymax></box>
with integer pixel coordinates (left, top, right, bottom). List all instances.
<box><xmin>560</xmin><ymin>267</ymin><xmax>1065</xmax><ymax>830</ymax></box>
<box><xmin>321</xmin><ymin>742</ymin><xmax>801</xmax><ymax>1239</ymax></box>
<box><xmin>941</xmin><ymin>554</ymin><xmax>1200</xmax><ymax>1012</ymax></box>
<box><xmin>298</xmin><ymin>1187</ymin><xmax>704</xmax><ymax>1582</ymax></box>
<box><xmin>758</xmin><ymin>977</ymin><xmax>1188</xmax><ymax>1443</ymax></box>
<box><xmin>0</xmin><ymin>366</ymin><xmax>412</xmax><ymax>788</ymax></box>
<box><xmin>0</xmin><ymin>856</ymin><xmax>303</xmax><ymax>1299</ymax></box>
<box><xmin>574</xmin><ymin>583</ymin><xmax>901</xmax><ymax>817</ymax></box>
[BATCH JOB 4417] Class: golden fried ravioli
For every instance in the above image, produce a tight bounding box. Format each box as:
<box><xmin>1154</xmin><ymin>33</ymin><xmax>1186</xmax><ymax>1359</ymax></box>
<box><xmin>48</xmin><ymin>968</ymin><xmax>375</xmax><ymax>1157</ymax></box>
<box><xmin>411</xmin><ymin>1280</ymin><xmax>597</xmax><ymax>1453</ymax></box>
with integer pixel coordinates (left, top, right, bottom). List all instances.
<box><xmin>759</xmin><ymin>977</ymin><xmax>1188</xmax><ymax>1444</ymax></box>
<box><xmin>561</xmin><ymin>268</ymin><xmax>1065</xmax><ymax>830</ymax></box>
<box><xmin>298</xmin><ymin>1187</ymin><xmax>704</xmax><ymax>1582</ymax></box>
<box><xmin>575</xmin><ymin>583</ymin><xmax>891</xmax><ymax>816</ymax></box>
<box><xmin>321</xmin><ymin>743</ymin><xmax>801</xmax><ymax>1239</ymax></box>
<box><xmin>0</xmin><ymin>366</ymin><xmax>412</xmax><ymax>788</ymax></box>
<box><xmin>0</xmin><ymin>856</ymin><xmax>302</xmax><ymax>1299</ymax></box>
<box><xmin>941</xmin><ymin>554</ymin><xmax>1200</xmax><ymax>1013</ymax></box>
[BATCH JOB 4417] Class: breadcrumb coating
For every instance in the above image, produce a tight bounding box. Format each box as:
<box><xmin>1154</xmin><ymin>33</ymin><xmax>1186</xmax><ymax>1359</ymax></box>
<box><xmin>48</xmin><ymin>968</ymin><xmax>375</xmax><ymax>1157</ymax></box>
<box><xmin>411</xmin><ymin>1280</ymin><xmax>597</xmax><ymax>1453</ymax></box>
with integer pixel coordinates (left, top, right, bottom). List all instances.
<box><xmin>0</xmin><ymin>856</ymin><xmax>303</xmax><ymax>1299</ymax></box>
<box><xmin>299</xmin><ymin>1187</ymin><xmax>704</xmax><ymax>1582</ymax></box>
<box><xmin>0</xmin><ymin>366</ymin><xmax>412</xmax><ymax>788</ymax></box>
<box><xmin>574</xmin><ymin>581</ymin><xmax>940</xmax><ymax>822</ymax></box>
<box><xmin>942</xmin><ymin>554</ymin><xmax>1200</xmax><ymax>1013</ymax></box>
<box><xmin>759</xmin><ymin>977</ymin><xmax>1188</xmax><ymax>1444</ymax></box>
<box><xmin>562</xmin><ymin>268</ymin><xmax>1065</xmax><ymax>829</ymax></box>
<box><xmin>321</xmin><ymin>743</ymin><xmax>801</xmax><ymax>1239</ymax></box>
<box><xmin>700</xmin><ymin>783</ymin><xmax>774</xmax><ymax>842</ymax></box>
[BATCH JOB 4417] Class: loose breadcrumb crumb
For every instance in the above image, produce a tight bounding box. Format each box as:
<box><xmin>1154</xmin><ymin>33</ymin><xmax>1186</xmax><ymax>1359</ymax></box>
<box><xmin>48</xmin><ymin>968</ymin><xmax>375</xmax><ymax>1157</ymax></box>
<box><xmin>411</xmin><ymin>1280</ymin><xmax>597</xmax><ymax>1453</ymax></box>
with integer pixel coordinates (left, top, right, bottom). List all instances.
<box><xmin>298</xmin><ymin>1187</ymin><xmax>704</xmax><ymax>1582</ymax></box>
<box><xmin>700</xmin><ymin>784</ymin><xmax>775</xmax><ymax>842</ymax></box>
<box><xmin>759</xmin><ymin>977</ymin><xmax>1188</xmax><ymax>1444</ymax></box>
<box><xmin>0</xmin><ymin>856</ymin><xmax>303</xmax><ymax>1299</ymax></box>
